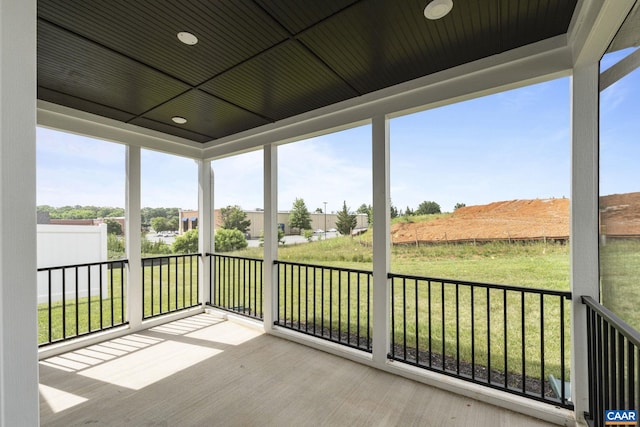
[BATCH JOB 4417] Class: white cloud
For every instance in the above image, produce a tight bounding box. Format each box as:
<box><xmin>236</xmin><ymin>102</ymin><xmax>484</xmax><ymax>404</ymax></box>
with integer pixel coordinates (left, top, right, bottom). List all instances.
<box><xmin>278</xmin><ymin>137</ymin><xmax>372</xmax><ymax>212</ymax></box>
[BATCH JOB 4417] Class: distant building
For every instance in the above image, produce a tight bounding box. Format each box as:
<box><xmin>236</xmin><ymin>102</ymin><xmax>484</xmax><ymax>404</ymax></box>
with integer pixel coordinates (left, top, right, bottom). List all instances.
<box><xmin>179</xmin><ymin>209</ymin><xmax>199</xmax><ymax>233</ymax></box>
<box><xmin>178</xmin><ymin>209</ymin><xmax>368</xmax><ymax>239</ymax></box>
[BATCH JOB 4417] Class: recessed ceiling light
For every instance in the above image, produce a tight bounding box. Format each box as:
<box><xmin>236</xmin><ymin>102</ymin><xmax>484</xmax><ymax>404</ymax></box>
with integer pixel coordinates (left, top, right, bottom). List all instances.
<box><xmin>172</xmin><ymin>116</ymin><xmax>187</xmax><ymax>124</ymax></box>
<box><xmin>177</xmin><ymin>31</ymin><xmax>198</xmax><ymax>45</ymax></box>
<box><xmin>424</xmin><ymin>0</ymin><xmax>453</xmax><ymax>20</ymax></box>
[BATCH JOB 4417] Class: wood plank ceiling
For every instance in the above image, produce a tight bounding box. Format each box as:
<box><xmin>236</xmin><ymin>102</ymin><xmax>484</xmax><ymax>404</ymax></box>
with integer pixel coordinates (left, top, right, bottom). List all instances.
<box><xmin>37</xmin><ymin>0</ymin><xmax>578</xmax><ymax>144</ymax></box>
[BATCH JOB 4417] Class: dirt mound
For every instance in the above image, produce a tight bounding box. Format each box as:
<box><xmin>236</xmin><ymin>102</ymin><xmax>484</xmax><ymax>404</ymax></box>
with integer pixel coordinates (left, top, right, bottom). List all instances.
<box><xmin>600</xmin><ymin>192</ymin><xmax>640</xmax><ymax>236</ymax></box>
<box><xmin>391</xmin><ymin>192</ymin><xmax>640</xmax><ymax>245</ymax></box>
<box><xmin>391</xmin><ymin>198</ymin><xmax>569</xmax><ymax>245</ymax></box>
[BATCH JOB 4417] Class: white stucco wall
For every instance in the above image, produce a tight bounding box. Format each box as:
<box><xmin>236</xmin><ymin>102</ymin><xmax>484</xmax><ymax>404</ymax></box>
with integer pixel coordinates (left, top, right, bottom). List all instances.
<box><xmin>37</xmin><ymin>224</ymin><xmax>109</xmax><ymax>303</ymax></box>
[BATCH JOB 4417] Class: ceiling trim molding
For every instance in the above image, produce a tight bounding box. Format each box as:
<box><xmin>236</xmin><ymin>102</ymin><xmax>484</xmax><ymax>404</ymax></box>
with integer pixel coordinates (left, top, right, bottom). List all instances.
<box><xmin>203</xmin><ymin>35</ymin><xmax>572</xmax><ymax>160</ymax></box>
<box><xmin>37</xmin><ymin>100</ymin><xmax>204</xmax><ymax>158</ymax></box>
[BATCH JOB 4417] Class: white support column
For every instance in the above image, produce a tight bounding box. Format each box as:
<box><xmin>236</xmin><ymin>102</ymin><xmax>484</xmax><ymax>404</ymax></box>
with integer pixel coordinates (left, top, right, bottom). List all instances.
<box><xmin>570</xmin><ymin>63</ymin><xmax>600</xmax><ymax>423</ymax></box>
<box><xmin>198</xmin><ymin>160</ymin><xmax>213</xmax><ymax>305</ymax></box>
<box><xmin>263</xmin><ymin>144</ymin><xmax>278</xmax><ymax>332</ymax></box>
<box><xmin>126</xmin><ymin>145</ymin><xmax>143</xmax><ymax>329</ymax></box>
<box><xmin>371</xmin><ymin>115</ymin><xmax>391</xmax><ymax>366</ymax></box>
<box><xmin>0</xmin><ymin>0</ymin><xmax>39</xmax><ymax>425</ymax></box>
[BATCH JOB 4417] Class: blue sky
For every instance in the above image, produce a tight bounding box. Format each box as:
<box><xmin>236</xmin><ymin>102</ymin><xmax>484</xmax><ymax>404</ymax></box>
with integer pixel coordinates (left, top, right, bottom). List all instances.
<box><xmin>600</xmin><ymin>48</ymin><xmax>640</xmax><ymax>197</ymax></box>
<box><xmin>37</xmin><ymin>48</ymin><xmax>639</xmax><ymax>213</ymax></box>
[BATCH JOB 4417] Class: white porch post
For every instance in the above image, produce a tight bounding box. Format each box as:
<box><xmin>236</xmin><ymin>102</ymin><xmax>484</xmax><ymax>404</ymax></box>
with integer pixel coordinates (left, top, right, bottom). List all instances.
<box><xmin>126</xmin><ymin>145</ymin><xmax>143</xmax><ymax>329</ymax></box>
<box><xmin>198</xmin><ymin>160</ymin><xmax>213</xmax><ymax>305</ymax></box>
<box><xmin>570</xmin><ymin>63</ymin><xmax>600</xmax><ymax>423</ymax></box>
<box><xmin>263</xmin><ymin>144</ymin><xmax>278</xmax><ymax>332</ymax></box>
<box><xmin>371</xmin><ymin>115</ymin><xmax>391</xmax><ymax>365</ymax></box>
<box><xmin>0</xmin><ymin>0</ymin><xmax>39</xmax><ymax>425</ymax></box>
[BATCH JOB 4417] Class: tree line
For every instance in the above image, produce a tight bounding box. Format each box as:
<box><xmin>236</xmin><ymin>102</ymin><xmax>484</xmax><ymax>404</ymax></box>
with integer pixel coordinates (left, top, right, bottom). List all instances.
<box><xmin>37</xmin><ymin>205</ymin><xmax>182</xmax><ymax>233</ymax></box>
<box><xmin>47</xmin><ymin>200</ymin><xmax>468</xmax><ymax>258</ymax></box>
<box><xmin>37</xmin><ymin>205</ymin><xmax>125</xmax><ymax>219</ymax></box>
<box><xmin>356</xmin><ymin>200</ymin><xmax>465</xmax><ymax>223</ymax></box>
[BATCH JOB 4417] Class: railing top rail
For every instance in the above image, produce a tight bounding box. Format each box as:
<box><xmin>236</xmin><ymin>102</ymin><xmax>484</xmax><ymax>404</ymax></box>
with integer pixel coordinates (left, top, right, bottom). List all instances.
<box><xmin>582</xmin><ymin>295</ymin><xmax>640</xmax><ymax>347</ymax></box>
<box><xmin>141</xmin><ymin>253</ymin><xmax>201</xmax><ymax>260</ymax></box>
<box><xmin>206</xmin><ymin>253</ymin><xmax>264</xmax><ymax>262</ymax></box>
<box><xmin>274</xmin><ymin>259</ymin><xmax>373</xmax><ymax>275</ymax></box>
<box><xmin>388</xmin><ymin>271</ymin><xmax>572</xmax><ymax>298</ymax></box>
<box><xmin>37</xmin><ymin>259</ymin><xmax>129</xmax><ymax>271</ymax></box>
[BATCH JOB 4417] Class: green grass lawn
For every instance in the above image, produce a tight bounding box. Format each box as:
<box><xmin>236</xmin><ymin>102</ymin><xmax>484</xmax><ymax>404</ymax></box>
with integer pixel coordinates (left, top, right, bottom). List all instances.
<box><xmin>38</xmin><ymin>257</ymin><xmax>199</xmax><ymax>345</ymax></box>
<box><xmin>142</xmin><ymin>257</ymin><xmax>199</xmax><ymax>318</ymax></box>
<box><xmin>230</xmin><ymin>232</ymin><xmax>569</xmax><ymax>291</ymax></box>
<box><xmin>600</xmin><ymin>238</ymin><xmax>640</xmax><ymax>331</ymax></box>
<box><xmin>38</xmin><ymin>267</ymin><xmax>127</xmax><ymax>345</ymax></box>
<box><xmin>227</xmin><ymin>232</ymin><xmax>571</xmax><ymax>381</ymax></box>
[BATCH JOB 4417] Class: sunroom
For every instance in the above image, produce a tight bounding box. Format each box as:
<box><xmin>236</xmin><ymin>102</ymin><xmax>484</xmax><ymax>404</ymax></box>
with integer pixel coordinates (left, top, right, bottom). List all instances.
<box><xmin>1</xmin><ymin>1</ymin><xmax>639</xmax><ymax>426</ymax></box>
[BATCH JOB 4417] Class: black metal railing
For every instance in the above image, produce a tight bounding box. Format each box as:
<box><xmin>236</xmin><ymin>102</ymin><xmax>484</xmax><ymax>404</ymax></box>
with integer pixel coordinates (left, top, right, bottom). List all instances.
<box><xmin>142</xmin><ymin>254</ymin><xmax>200</xmax><ymax>319</ymax></box>
<box><xmin>583</xmin><ymin>296</ymin><xmax>640</xmax><ymax>426</ymax></box>
<box><xmin>275</xmin><ymin>260</ymin><xmax>372</xmax><ymax>352</ymax></box>
<box><xmin>388</xmin><ymin>272</ymin><xmax>572</xmax><ymax>408</ymax></box>
<box><xmin>37</xmin><ymin>260</ymin><xmax>128</xmax><ymax>347</ymax></box>
<box><xmin>207</xmin><ymin>253</ymin><xmax>263</xmax><ymax>320</ymax></box>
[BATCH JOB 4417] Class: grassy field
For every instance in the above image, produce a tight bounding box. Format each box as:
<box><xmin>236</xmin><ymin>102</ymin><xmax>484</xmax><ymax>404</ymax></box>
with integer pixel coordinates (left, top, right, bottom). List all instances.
<box><xmin>226</xmin><ymin>231</ymin><xmax>571</xmax><ymax>381</ymax></box>
<box><xmin>142</xmin><ymin>256</ymin><xmax>199</xmax><ymax>318</ymax></box>
<box><xmin>231</xmin><ymin>231</ymin><xmax>569</xmax><ymax>290</ymax></box>
<box><xmin>600</xmin><ymin>238</ymin><xmax>640</xmax><ymax>331</ymax></box>
<box><xmin>38</xmin><ymin>257</ymin><xmax>199</xmax><ymax>345</ymax></box>
<box><xmin>38</xmin><ymin>267</ymin><xmax>127</xmax><ymax>345</ymax></box>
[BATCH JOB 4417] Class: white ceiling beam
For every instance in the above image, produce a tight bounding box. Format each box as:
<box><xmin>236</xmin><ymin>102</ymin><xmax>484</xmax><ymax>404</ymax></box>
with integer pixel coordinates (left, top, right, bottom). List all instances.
<box><xmin>568</xmin><ymin>0</ymin><xmax>635</xmax><ymax>68</ymax></box>
<box><xmin>600</xmin><ymin>46</ymin><xmax>640</xmax><ymax>91</ymax></box>
<box><xmin>37</xmin><ymin>100</ymin><xmax>203</xmax><ymax>159</ymax></box>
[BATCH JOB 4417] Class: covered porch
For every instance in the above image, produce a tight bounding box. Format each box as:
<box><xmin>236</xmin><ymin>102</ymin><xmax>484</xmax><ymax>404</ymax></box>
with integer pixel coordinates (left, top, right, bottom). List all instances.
<box><xmin>2</xmin><ymin>1</ymin><xmax>640</xmax><ymax>426</ymax></box>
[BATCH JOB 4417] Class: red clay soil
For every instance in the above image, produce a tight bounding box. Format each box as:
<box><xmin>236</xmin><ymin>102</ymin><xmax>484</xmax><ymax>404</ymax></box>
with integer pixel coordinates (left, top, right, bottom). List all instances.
<box><xmin>391</xmin><ymin>192</ymin><xmax>640</xmax><ymax>245</ymax></box>
<box><xmin>391</xmin><ymin>198</ymin><xmax>570</xmax><ymax>244</ymax></box>
<box><xmin>600</xmin><ymin>192</ymin><xmax>640</xmax><ymax>236</ymax></box>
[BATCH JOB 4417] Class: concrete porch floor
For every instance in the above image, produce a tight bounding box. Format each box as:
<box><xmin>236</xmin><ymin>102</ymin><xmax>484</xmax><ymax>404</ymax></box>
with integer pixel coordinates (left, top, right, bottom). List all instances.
<box><xmin>39</xmin><ymin>313</ymin><xmax>556</xmax><ymax>426</ymax></box>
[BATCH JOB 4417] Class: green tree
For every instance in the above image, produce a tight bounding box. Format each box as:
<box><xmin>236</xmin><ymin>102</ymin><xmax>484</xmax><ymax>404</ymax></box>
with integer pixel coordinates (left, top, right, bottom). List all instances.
<box><xmin>416</xmin><ymin>200</ymin><xmax>441</xmax><ymax>215</ymax></box>
<box><xmin>215</xmin><ymin>228</ymin><xmax>247</xmax><ymax>252</ymax></box>
<box><xmin>220</xmin><ymin>205</ymin><xmax>251</xmax><ymax>233</ymax></box>
<box><xmin>173</xmin><ymin>229</ymin><xmax>199</xmax><ymax>254</ymax></box>
<box><xmin>141</xmin><ymin>233</ymin><xmax>172</xmax><ymax>255</ymax></box>
<box><xmin>454</xmin><ymin>202</ymin><xmax>466</xmax><ymax>211</ymax></box>
<box><xmin>390</xmin><ymin>203</ymin><xmax>399</xmax><ymax>218</ymax></box>
<box><xmin>302</xmin><ymin>229</ymin><xmax>314</xmax><ymax>242</ymax></box>
<box><xmin>167</xmin><ymin>217</ymin><xmax>179</xmax><ymax>231</ymax></box>
<box><xmin>289</xmin><ymin>198</ymin><xmax>311</xmax><ymax>233</ymax></box>
<box><xmin>141</xmin><ymin>207</ymin><xmax>180</xmax><ymax>226</ymax></box>
<box><xmin>357</xmin><ymin>203</ymin><xmax>372</xmax><ymax>225</ymax></box>
<box><xmin>314</xmin><ymin>208</ymin><xmax>323</xmax><ymax>214</ymax></box>
<box><xmin>107</xmin><ymin>233</ymin><xmax>125</xmax><ymax>259</ymax></box>
<box><xmin>151</xmin><ymin>217</ymin><xmax>172</xmax><ymax>232</ymax></box>
<box><xmin>405</xmin><ymin>206</ymin><xmax>414</xmax><ymax>216</ymax></box>
<box><xmin>97</xmin><ymin>207</ymin><xmax>125</xmax><ymax>218</ymax></box>
<box><xmin>37</xmin><ymin>205</ymin><xmax>126</xmax><ymax>220</ymax></box>
<box><xmin>336</xmin><ymin>201</ymin><xmax>357</xmax><ymax>236</ymax></box>
<box><xmin>105</xmin><ymin>218</ymin><xmax>123</xmax><ymax>235</ymax></box>
<box><xmin>37</xmin><ymin>205</ymin><xmax>55</xmax><ymax>214</ymax></box>
<box><xmin>61</xmin><ymin>208</ymin><xmax>95</xmax><ymax>219</ymax></box>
